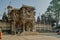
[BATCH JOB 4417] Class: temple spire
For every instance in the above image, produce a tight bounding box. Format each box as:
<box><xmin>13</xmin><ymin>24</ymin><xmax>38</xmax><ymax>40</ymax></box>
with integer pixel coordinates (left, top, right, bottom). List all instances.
<box><xmin>7</xmin><ymin>0</ymin><xmax>12</xmax><ymax>13</ymax></box>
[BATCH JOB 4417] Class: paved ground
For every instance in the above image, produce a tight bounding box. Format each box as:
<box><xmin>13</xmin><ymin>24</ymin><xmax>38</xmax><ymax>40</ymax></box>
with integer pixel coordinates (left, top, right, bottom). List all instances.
<box><xmin>40</xmin><ymin>33</ymin><xmax>60</xmax><ymax>38</ymax></box>
<box><xmin>1</xmin><ymin>33</ymin><xmax>60</xmax><ymax>40</ymax></box>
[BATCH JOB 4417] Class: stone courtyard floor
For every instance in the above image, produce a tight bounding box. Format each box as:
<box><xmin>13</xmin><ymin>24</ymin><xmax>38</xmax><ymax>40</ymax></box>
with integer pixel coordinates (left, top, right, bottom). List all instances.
<box><xmin>1</xmin><ymin>33</ymin><xmax>60</xmax><ymax>40</ymax></box>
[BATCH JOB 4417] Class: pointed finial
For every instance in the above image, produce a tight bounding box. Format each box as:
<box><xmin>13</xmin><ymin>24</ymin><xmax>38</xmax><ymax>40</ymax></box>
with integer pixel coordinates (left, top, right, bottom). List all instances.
<box><xmin>7</xmin><ymin>0</ymin><xmax>12</xmax><ymax>9</ymax></box>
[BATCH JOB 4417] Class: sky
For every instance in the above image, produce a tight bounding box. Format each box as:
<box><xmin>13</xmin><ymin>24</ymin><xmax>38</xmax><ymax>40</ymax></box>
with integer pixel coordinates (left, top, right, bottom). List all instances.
<box><xmin>0</xmin><ymin>0</ymin><xmax>52</xmax><ymax>20</ymax></box>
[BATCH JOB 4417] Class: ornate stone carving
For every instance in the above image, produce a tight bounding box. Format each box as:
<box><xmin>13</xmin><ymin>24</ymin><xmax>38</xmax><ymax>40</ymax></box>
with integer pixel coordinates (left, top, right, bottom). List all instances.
<box><xmin>8</xmin><ymin>5</ymin><xmax>35</xmax><ymax>34</ymax></box>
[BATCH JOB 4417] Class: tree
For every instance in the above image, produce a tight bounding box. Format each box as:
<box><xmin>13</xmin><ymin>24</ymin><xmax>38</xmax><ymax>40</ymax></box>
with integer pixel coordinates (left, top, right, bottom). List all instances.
<box><xmin>2</xmin><ymin>12</ymin><xmax>8</xmax><ymax>22</ymax></box>
<box><xmin>41</xmin><ymin>14</ymin><xmax>45</xmax><ymax>24</ymax></box>
<box><xmin>37</xmin><ymin>16</ymin><xmax>40</xmax><ymax>24</ymax></box>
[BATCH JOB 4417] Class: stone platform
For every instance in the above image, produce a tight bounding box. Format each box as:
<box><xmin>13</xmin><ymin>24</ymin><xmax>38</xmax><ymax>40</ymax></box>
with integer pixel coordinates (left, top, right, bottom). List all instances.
<box><xmin>20</xmin><ymin>32</ymin><xmax>40</xmax><ymax>36</ymax></box>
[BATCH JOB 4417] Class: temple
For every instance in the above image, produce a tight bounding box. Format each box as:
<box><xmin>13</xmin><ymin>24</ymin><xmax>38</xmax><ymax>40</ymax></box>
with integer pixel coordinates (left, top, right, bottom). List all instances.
<box><xmin>6</xmin><ymin>5</ymin><xmax>36</xmax><ymax>34</ymax></box>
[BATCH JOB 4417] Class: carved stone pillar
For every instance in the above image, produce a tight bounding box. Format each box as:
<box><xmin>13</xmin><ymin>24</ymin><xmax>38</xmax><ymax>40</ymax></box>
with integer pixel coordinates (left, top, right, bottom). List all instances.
<box><xmin>11</xmin><ymin>22</ymin><xmax>14</xmax><ymax>34</ymax></box>
<box><xmin>23</xmin><ymin>21</ymin><xmax>25</xmax><ymax>32</ymax></box>
<box><xmin>23</xmin><ymin>24</ymin><xmax>25</xmax><ymax>32</ymax></box>
<box><xmin>11</xmin><ymin>23</ymin><xmax>13</xmax><ymax>33</ymax></box>
<box><xmin>11</xmin><ymin>21</ymin><xmax>16</xmax><ymax>35</ymax></box>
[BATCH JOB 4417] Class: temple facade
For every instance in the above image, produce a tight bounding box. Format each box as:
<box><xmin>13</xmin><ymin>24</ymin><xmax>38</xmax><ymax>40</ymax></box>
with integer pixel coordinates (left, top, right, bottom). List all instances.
<box><xmin>7</xmin><ymin>5</ymin><xmax>35</xmax><ymax>34</ymax></box>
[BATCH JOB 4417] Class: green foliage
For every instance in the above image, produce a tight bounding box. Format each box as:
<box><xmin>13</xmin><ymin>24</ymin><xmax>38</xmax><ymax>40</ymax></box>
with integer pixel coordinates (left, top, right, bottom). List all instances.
<box><xmin>56</xmin><ymin>25</ymin><xmax>60</xmax><ymax>29</ymax></box>
<box><xmin>2</xmin><ymin>12</ymin><xmax>8</xmax><ymax>22</ymax></box>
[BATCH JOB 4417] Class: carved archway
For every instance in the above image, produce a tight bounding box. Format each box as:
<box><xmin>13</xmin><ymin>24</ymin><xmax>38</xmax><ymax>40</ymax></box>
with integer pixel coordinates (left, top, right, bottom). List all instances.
<box><xmin>15</xmin><ymin>20</ymin><xmax>23</xmax><ymax>33</ymax></box>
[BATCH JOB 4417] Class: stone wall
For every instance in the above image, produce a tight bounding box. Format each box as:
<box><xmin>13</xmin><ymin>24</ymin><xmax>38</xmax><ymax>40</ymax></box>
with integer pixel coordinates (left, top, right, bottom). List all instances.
<box><xmin>0</xmin><ymin>21</ymin><xmax>10</xmax><ymax>30</ymax></box>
